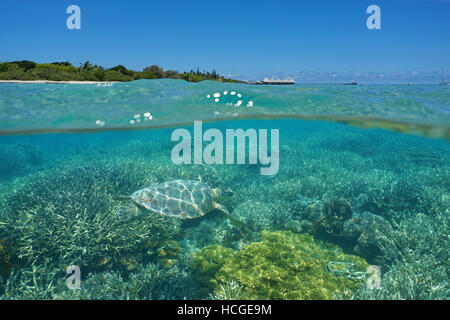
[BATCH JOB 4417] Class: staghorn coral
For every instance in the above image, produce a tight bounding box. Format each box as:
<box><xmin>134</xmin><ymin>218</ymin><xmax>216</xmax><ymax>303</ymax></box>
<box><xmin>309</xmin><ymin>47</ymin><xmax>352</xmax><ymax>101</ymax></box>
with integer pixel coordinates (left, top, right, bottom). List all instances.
<box><xmin>232</xmin><ymin>200</ymin><xmax>288</xmax><ymax>233</ymax></box>
<box><xmin>0</xmin><ymin>118</ymin><xmax>449</xmax><ymax>300</ymax></box>
<box><xmin>209</xmin><ymin>280</ymin><xmax>244</xmax><ymax>300</ymax></box>
<box><xmin>193</xmin><ymin>231</ymin><xmax>369</xmax><ymax>300</ymax></box>
<box><xmin>0</xmin><ymin>260</ymin><xmax>193</xmax><ymax>300</ymax></box>
<box><xmin>61</xmin><ymin>262</ymin><xmax>193</xmax><ymax>300</ymax></box>
<box><xmin>1</xmin><ymin>161</ymin><xmax>180</xmax><ymax>273</ymax></box>
<box><xmin>354</xmin><ymin>213</ymin><xmax>449</xmax><ymax>300</ymax></box>
<box><xmin>0</xmin><ymin>263</ymin><xmax>64</xmax><ymax>300</ymax></box>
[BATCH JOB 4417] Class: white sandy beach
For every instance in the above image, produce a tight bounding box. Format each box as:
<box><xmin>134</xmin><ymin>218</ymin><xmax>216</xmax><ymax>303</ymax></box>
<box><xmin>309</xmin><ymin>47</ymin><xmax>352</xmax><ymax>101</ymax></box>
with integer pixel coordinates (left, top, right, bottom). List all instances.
<box><xmin>0</xmin><ymin>80</ymin><xmax>120</xmax><ymax>84</ymax></box>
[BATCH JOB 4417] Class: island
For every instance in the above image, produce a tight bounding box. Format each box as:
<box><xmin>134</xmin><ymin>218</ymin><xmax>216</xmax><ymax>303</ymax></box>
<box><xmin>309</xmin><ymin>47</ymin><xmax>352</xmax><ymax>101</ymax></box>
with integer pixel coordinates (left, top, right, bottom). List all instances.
<box><xmin>0</xmin><ymin>60</ymin><xmax>244</xmax><ymax>83</ymax></box>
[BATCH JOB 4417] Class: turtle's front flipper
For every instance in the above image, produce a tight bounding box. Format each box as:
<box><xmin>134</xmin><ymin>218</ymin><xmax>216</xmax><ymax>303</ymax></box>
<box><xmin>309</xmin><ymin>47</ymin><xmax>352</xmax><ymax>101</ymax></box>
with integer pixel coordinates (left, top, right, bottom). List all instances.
<box><xmin>213</xmin><ymin>202</ymin><xmax>247</xmax><ymax>230</ymax></box>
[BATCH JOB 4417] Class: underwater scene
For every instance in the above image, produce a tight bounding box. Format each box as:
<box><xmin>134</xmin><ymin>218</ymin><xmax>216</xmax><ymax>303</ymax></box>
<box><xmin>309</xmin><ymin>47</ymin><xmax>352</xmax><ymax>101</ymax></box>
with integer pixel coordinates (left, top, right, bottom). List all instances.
<box><xmin>0</xmin><ymin>80</ymin><xmax>448</xmax><ymax>300</ymax></box>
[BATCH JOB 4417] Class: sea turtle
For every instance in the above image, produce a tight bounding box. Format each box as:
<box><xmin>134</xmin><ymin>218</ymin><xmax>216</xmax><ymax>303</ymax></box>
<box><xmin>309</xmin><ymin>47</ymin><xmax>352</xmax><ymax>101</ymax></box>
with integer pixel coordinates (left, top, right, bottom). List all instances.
<box><xmin>115</xmin><ymin>179</ymin><xmax>245</xmax><ymax>228</ymax></box>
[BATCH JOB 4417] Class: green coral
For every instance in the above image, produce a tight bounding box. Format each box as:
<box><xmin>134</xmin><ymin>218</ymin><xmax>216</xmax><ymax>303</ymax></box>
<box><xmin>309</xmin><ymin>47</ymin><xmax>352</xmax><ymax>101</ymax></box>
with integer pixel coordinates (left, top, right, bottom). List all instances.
<box><xmin>192</xmin><ymin>245</ymin><xmax>234</xmax><ymax>296</ymax></box>
<box><xmin>194</xmin><ymin>231</ymin><xmax>369</xmax><ymax>300</ymax></box>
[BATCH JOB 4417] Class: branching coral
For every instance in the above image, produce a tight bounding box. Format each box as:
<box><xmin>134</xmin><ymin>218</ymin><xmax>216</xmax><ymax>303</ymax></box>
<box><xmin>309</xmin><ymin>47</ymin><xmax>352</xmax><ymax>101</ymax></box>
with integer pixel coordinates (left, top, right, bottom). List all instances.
<box><xmin>0</xmin><ymin>263</ymin><xmax>64</xmax><ymax>300</ymax></box>
<box><xmin>232</xmin><ymin>200</ymin><xmax>293</xmax><ymax>233</ymax></box>
<box><xmin>193</xmin><ymin>231</ymin><xmax>369</xmax><ymax>300</ymax></box>
<box><xmin>209</xmin><ymin>280</ymin><xmax>244</xmax><ymax>300</ymax></box>
<box><xmin>1</xmin><ymin>161</ymin><xmax>180</xmax><ymax>273</ymax></box>
<box><xmin>354</xmin><ymin>213</ymin><xmax>449</xmax><ymax>300</ymax></box>
<box><xmin>62</xmin><ymin>262</ymin><xmax>192</xmax><ymax>300</ymax></box>
<box><xmin>1</xmin><ymin>261</ymin><xmax>193</xmax><ymax>300</ymax></box>
<box><xmin>0</xmin><ymin>118</ymin><xmax>448</xmax><ymax>300</ymax></box>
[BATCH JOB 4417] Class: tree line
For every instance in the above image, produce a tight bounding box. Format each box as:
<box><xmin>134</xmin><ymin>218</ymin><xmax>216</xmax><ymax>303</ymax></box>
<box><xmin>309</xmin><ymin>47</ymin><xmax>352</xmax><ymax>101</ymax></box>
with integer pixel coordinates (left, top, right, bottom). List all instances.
<box><xmin>0</xmin><ymin>60</ymin><xmax>243</xmax><ymax>83</ymax></box>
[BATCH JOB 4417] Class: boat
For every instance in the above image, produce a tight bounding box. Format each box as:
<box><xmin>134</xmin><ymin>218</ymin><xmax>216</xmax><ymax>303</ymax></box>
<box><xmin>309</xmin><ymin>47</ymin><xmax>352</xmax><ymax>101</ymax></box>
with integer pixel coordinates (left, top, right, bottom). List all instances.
<box><xmin>440</xmin><ymin>67</ymin><xmax>449</xmax><ymax>85</ymax></box>
<box><xmin>255</xmin><ymin>77</ymin><xmax>295</xmax><ymax>85</ymax></box>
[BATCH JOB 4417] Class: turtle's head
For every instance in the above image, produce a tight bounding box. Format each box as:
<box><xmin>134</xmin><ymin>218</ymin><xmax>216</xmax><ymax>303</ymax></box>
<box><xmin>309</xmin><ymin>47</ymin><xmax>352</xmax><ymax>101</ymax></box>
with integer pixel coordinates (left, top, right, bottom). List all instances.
<box><xmin>212</xmin><ymin>187</ymin><xmax>222</xmax><ymax>199</ymax></box>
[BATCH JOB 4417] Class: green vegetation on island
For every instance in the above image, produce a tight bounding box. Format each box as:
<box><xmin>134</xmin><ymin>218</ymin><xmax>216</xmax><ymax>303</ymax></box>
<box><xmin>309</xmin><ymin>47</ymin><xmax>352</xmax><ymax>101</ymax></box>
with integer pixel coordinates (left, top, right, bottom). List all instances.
<box><xmin>0</xmin><ymin>60</ymin><xmax>243</xmax><ymax>83</ymax></box>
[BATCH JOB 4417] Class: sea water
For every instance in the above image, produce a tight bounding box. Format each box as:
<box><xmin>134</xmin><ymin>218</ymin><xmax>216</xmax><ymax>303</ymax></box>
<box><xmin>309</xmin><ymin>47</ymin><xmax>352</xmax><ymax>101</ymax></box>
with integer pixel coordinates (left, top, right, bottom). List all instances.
<box><xmin>0</xmin><ymin>80</ymin><xmax>448</xmax><ymax>299</ymax></box>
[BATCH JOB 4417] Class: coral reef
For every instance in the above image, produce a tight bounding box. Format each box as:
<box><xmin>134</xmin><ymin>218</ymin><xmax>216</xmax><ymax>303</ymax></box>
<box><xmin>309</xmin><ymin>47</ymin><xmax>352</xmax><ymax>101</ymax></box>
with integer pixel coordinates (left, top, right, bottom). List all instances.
<box><xmin>64</xmin><ymin>263</ymin><xmax>193</xmax><ymax>300</ymax></box>
<box><xmin>0</xmin><ymin>118</ymin><xmax>449</xmax><ymax>300</ymax></box>
<box><xmin>310</xmin><ymin>198</ymin><xmax>353</xmax><ymax>235</ymax></box>
<box><xmin>192</xmin><ymin>245</ymin><xmax>234</xmax><ymax>295</ymax></box>
<box><xmin>342</xmin><ymin>212</ymin><xmax>393</xmax><ymax>262</ymax></box>
<box><xmin>193</xmin><ymin>231</ymin><xmax>369</xmax><ymax>300</ymax></box>
<box><xmin>209</xmin><ymin>280</ymin><xmax>244</xmax><ymax>300</ymax></box>
<box><xmin>232</xmin><ymin>200</ymin><xmax>294</xmax><ymax>233</ymax></box>
<box><xmin>157</xmin><ymin>240</ymin><xmax>182</xmax><ymax>268</ymax></box>
<box><xmin>1</xmin><ymin>161</ymin><xmax>180</xmax><ymax>273</ymax></box>
<box><xmin>354</xmin><ymin>213</ymin><xmax>449</xmax><ymax>299</ymax></box>
<box><xmin>0</xmin><ymin>261</ymin><xmax>193</xmax><ymax>300</ymax></box>
<box><xmin>0</xmin><ymin>263</ymin><xmax>64</xmax><ymax>299</ymax></box>
<box><xmin>297</xmin><ymin>197</ymin><xmax>393</xmax><ymax>262</ymax></box>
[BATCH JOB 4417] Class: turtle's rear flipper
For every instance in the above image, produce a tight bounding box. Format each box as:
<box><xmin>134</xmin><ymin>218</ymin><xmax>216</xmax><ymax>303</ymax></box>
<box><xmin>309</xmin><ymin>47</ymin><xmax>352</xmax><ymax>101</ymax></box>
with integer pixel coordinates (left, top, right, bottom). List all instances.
<box><xmin>213</xmin><ymin>202</ymin><xmax>247</xmax><ymax>230</ymax></box>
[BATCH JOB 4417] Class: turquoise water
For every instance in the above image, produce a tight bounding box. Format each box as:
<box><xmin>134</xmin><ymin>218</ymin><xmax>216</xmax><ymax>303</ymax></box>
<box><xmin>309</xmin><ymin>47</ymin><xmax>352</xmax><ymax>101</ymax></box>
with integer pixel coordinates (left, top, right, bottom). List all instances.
<box><xmin>0</xmin><ymin>80</ymin><xmax>448</xmax><ymax>299</ymax></box>
<box><xmin>1</xmin><ymin>80</ymin><xmax>449</xmax><ymax>138</ymax></box>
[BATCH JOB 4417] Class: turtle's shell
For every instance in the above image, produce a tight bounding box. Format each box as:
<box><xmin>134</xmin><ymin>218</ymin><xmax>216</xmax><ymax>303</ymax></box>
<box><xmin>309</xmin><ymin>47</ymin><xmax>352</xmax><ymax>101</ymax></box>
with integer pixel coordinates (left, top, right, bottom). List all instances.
<box><xmin>130</xmin><ymin>180</ymin><xmax>214</xmax><ymax>219</ymax></box>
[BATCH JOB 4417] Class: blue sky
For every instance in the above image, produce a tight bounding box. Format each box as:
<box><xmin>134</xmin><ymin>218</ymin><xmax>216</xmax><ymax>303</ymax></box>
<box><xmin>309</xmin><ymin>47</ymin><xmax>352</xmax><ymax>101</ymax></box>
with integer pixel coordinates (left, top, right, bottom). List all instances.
<box><xmin>0</xmin><ymin>0</ymin><xmax>449</xmax><ymax>81</ymax></box>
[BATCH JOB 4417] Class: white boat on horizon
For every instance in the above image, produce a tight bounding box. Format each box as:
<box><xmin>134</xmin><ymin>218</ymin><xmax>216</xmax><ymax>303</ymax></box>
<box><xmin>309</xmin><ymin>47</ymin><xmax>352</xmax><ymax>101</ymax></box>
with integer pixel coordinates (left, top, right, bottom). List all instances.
<box><xmin>255</xmin><ymin>77</ymin><xmax>296</xmax><ymax>85</ymax></box>
<box><xmin>440</xmin><ymin>67</ymin><xmax>449</xmax><ymax>85</ymax></box>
